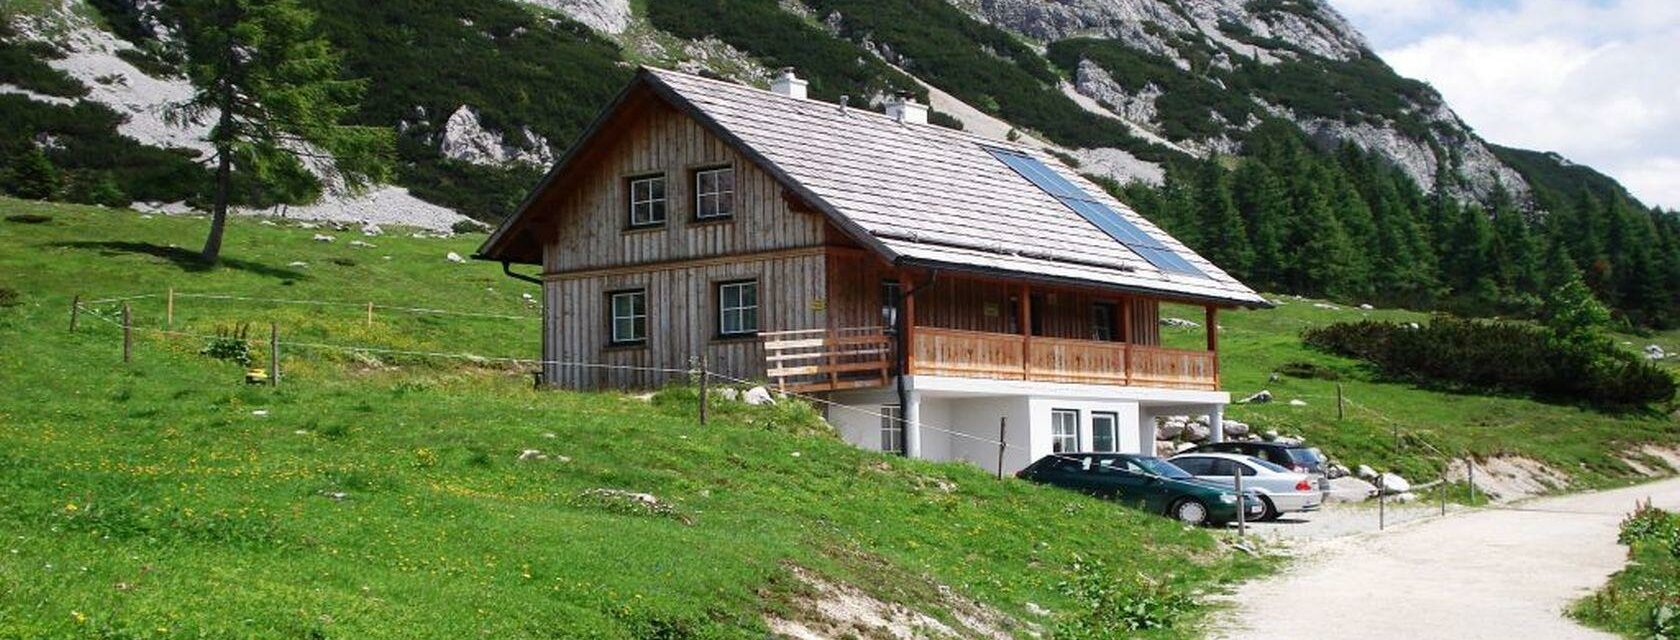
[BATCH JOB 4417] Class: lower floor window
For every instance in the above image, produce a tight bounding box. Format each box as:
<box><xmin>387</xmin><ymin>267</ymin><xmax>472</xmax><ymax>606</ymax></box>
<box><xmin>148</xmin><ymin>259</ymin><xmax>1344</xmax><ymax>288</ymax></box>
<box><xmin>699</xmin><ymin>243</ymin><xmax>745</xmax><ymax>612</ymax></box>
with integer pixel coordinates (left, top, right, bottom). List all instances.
<box><xmin>1091</xmin><ymin>412</ymin><xmax>1118</xmax><ymax>452</ymax></box>
<box><xmin>880</xmin><ymin>405</ymin><xmax>904</xmax><ymax>454</ymax></box>
<box><xmin>1051</xmin><ymin>409</ymin><xmax>1079</xmax><ymax>453</ymax></box>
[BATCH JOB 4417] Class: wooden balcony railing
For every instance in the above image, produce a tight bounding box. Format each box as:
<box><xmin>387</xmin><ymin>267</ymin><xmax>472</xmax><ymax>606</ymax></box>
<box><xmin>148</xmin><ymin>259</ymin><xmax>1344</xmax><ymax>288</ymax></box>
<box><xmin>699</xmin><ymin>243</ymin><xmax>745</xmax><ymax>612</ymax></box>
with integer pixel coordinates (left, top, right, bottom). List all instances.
<box><xmin>910</xmin><ymin>327</ymin><xmax>1218</xmax><ymax>391</ymax></box>
<box><xmin>761</xmin><ymin>327</ymin><xmax>1219</xmax><ymax>393</ymax></box>
<box><xmin>762</xmin><ymin>327</ymin><xmax>892</xmax><ymax>393</ymax></box>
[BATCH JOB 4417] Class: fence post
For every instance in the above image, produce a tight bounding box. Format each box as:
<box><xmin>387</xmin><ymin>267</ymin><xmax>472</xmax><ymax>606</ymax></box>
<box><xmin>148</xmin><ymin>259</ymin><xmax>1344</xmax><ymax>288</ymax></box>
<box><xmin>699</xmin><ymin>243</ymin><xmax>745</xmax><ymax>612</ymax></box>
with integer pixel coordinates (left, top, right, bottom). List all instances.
<box><xmin>166</xmin><ymin>287</ymin><xmax>174</xmax><ymax>330</ymax></box>
<box><xmin>1234</xmin><ymin>465</ymin><xmax>1246</xmax><ymax>538</ymax></box>
<box><xmin>1336</xmin><ymin>383</ymin><xmax>1344</xmax><ymax>420</ymax></box>
<box><xmin>366</xmin><ymin>301</ymin><xmax>373</xmax><ymax>328</ymax></box>
<box><xmin>269</xmin><ymin>323</ymin><xmax>280</xmax><ymax>387</ymax></box>
<box><xmin>69</xmin><ymin>294</ymin><xmax>80</xmax><ymax>332</ymax></box>
<box><xmin>1378</xmin><ymin>473</ymin><xmax>1386</xmax><ymax>530</ymax></box>
<box><xmin>121</xmin><ymin>302</ymin><xmax>132</xmax><ymax>363</ymax></box>
<box><xmin>1467</xmin><ymin>458</ymin><xmax>1476</xmax><ymax>505</ymax></box>
<box><xmin>1440</xmin><ymin>469</ymin><xmax>1447</xmax><ymax>516</ymax></box>
<box><xmin>996</xmin><ymin>417</ymin><xmax>1007</xmax><ymax>480</ymax></box>
<box><xmin>697</xmin><ymin>354</ymin><xmax>709</xmax><ymax>426</ymax></box>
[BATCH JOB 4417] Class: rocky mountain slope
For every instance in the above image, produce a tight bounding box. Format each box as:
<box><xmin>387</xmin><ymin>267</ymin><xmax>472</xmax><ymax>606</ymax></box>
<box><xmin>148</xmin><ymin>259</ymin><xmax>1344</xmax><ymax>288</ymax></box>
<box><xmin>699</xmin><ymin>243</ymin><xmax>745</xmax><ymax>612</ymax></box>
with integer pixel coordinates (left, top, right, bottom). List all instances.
<box><xmin>0</xmin><ymin>0</ymin><xmax>1645</xmax><ymax>223</ymax></box>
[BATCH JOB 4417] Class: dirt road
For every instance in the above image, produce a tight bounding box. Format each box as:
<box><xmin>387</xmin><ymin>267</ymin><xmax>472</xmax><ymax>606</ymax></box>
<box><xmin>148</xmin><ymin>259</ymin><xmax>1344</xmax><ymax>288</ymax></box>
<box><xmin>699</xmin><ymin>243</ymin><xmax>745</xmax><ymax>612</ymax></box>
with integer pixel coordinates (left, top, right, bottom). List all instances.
<box><xmin>1213</xmin><ymin>476</ymin><xmax>1680</xmax><ymax>639</ymax></box>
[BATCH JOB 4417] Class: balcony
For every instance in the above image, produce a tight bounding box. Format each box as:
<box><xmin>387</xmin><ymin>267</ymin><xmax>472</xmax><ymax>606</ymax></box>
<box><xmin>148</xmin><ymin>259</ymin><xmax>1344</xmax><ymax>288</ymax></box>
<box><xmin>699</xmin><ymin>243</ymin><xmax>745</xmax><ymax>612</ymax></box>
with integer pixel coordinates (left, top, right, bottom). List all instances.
<box><xmin>910</xmin><ymin>327</ymin><xmax>1219</xmax><ymax>390</ymax></box>
<box><xmin>761</xmin><ymin>326</ymin><xmax>1219</xmax><ymax>393</ymax></box>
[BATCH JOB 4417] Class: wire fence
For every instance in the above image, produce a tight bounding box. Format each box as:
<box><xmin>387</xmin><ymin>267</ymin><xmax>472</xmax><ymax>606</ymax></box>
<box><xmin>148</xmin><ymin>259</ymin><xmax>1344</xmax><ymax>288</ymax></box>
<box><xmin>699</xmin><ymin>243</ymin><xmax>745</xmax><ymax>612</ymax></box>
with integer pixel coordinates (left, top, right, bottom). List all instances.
<box><xmin>67</xmin><ymin>290</ymin><xmax>1529</xmax><ymax>536</ymax></box>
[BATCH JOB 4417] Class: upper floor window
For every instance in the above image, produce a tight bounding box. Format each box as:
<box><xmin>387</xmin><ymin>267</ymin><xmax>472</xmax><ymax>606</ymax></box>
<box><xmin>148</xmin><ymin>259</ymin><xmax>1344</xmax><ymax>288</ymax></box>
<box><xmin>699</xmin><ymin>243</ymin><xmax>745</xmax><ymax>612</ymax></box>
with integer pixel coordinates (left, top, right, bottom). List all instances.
<box><xmin>717</xmin><ymin>280</ymin><xmax>759</xmax><ymax>336</ymax></box>
<box><xmin>628</xmin><ymin>175</ymin><xmax>666</xmax><ymax>227</ymax></box>
<box><xmin>1091</xmin><ymin>302</ymin><xmax>1116</xmax><ymax>341</ymax></box>
<box><xmin>693</xmin><ymin>166</ymin><xmax>735</xmax><ymax>220</ymax></box>
<box><xmin>608</xmin><ymin>289</ymin><xmax>647</xmax><ymax>345</ymax></box>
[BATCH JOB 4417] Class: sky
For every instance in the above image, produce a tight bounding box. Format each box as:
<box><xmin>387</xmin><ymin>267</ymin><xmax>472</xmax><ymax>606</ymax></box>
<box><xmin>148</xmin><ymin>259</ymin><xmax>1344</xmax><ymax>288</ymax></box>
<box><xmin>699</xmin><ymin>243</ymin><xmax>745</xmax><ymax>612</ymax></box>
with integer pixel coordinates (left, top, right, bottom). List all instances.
<box><xmin>1329</xmin><ymin>0</ymin><xmax>1680</xmax><ymax>210</ymax></box>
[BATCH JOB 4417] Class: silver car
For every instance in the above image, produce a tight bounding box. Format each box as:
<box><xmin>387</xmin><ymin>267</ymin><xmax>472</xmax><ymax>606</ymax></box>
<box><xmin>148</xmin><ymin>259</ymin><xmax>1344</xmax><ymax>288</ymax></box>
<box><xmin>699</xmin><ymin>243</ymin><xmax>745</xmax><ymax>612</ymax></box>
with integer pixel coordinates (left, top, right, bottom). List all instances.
<box><xmin>1168</xmin><ymin>452</ymin><xmax>1323</xmax><ymax>521</ymax></box>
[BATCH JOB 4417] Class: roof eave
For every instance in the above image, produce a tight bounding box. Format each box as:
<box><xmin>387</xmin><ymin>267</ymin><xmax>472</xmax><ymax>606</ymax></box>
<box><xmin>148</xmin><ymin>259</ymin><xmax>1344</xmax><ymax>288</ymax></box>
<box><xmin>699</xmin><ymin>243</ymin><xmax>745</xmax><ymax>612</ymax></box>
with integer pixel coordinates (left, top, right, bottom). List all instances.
<box><xmin>894</xmin><ymin>255</ymin><xmax>1271</xmax><ymax>309</ymax></box>
<box><xmin>474</xmin><ymin>69</ymin><xmax>652</xmax><ymax>264</ymax></box>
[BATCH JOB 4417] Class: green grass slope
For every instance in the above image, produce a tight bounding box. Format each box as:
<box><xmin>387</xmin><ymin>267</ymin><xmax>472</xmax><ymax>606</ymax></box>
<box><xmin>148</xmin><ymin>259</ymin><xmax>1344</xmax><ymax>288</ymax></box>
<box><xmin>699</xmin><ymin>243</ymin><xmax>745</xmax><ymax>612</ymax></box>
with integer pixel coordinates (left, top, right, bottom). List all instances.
<box><xmin>0</xmin><ymin>199</ymin><xmax>1268</xmax><ymax>638</ymax></box>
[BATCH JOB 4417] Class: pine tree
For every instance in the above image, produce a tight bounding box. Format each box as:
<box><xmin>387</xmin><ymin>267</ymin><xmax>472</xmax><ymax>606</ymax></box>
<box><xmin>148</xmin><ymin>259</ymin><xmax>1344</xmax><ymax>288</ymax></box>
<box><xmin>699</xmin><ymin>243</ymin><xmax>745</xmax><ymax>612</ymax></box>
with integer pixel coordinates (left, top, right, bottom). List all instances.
<box><xmin>1194</xmin><ymin>158</ymin><xmax>1252</xmax><ymax>278</ymax></box>
<box><xmin>1231</xmin><ymin>161</ymin><xmax>1288</xmax><ymax>290</ymax></box>
<box><xmin>1287</xmin><ymin>182</ymin><xmax>1357</xmax><ymax>297</ymax></box>
<box><xmin>166</xmin><ymin>0</ymin><xmax>392</xmax><ymax>264</ymax></box>
<box><xmin>6</xmin><ymin>148</ymin><xmax>59</xmax><ymax>200</ymax></box>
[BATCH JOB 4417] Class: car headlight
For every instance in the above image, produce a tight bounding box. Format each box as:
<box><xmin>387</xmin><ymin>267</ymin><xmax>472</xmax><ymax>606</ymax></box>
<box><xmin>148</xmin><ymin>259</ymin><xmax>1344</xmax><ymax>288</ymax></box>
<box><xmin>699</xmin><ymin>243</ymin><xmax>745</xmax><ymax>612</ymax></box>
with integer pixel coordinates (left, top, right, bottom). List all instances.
<box><xmin>1218</xmin><ymin>493</ymin><xmax>1238</xmax><ymax>504</ymax></box>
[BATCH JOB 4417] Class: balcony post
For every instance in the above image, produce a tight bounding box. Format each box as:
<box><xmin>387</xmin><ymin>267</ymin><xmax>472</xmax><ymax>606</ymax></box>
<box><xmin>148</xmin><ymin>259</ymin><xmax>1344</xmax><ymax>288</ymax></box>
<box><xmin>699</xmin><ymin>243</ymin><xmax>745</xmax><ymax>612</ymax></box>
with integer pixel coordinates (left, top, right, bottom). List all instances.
<box><xmin>899</xmin><ymin>273</ymin><xmax>915</xmax><ymax>375</ymax></box>
<box><xmin>1018</xmin><ymin>284</ymin><xmax>1031</xmax><ymax>380</ymax></box>
<box><xmin>1120</xmin><ymin>297</ymin><xmax>1132</xmax><ymax>385</ymax></box>
<box><xmin>1209</xmin><ymin>404</ymin><xmax>1225</xmax><ymax>443</ymax></box>
<box><xmin>1205</xmin><ymin>305</ymin><xmax>1219</xmax><ymax>387</ymax></box>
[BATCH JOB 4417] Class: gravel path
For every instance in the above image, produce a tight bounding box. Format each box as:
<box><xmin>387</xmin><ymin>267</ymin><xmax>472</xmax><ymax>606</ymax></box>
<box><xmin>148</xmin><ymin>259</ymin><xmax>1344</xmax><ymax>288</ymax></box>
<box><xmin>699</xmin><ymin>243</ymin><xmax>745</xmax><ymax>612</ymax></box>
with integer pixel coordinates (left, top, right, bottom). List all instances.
<box><xmin>1212</xmin><ymin>477</ymin><xmax>1680</xmax><ymax>639</ymax></box>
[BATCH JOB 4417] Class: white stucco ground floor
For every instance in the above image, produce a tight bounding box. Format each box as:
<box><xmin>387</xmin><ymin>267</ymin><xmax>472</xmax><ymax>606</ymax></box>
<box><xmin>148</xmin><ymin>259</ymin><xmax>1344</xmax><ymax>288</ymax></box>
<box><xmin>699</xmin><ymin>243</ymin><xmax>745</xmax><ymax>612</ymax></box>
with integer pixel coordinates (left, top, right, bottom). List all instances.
<box><xmin>827</xmin><ymin>376</ymin><xmax>1231</xmax><ymax>476</ymax></box>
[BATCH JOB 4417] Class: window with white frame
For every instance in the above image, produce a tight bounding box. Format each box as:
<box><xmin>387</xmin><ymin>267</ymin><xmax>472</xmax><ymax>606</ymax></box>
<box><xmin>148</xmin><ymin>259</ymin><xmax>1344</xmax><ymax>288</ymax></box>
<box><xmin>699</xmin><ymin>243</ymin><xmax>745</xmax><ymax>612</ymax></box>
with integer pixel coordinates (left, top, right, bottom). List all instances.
<box><xmin>1051</xmin><ymin>409</ymin><xmax>1080</xmax><ymax>453</ymax></box>
<box><xmin>608</xmin><ymin>289</ymin><xmax>647</xmax><ymax>345</ymax></box>
<box><xmin>628</xmin><ymin>175</ymin><xmax>667</xmax><ymax>227</ymax></box>
<box><xmin>880</xmin><ymin>405</ymin><xmax>904</xmax><ymax>454</ymax></box>
<box><xmin>1091</xmin><ymin>412</ymin><xmax>1118</xmax><ymax>452</ymax></box>
<box><xmin>717</xmin><ymin>280</ymin><xmax>759</xmax><ymax>336</ymax></box>
<box><xmin>694</xmin><ymin>166</ymin><xmax>735</xmax><ymax>219</ymax></box>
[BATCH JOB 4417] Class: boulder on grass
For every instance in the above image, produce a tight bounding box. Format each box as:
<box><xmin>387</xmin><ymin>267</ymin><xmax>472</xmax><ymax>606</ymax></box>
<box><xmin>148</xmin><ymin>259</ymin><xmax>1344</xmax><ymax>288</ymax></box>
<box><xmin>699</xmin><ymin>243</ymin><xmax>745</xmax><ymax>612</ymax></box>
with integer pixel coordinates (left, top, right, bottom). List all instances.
<box><xmin>1357</xmin><ymin>464</ymin><xmax>1378</xmax><ymax>480</ymax></box>
<box><xmin>1222</xmin><ymin>419</ymin><xmax>1250</xmax><ymax>437</ymax></box>
<box><xmin>1326</xmin><ymin>476</ymin><xmax>1377</xmax><ymax>503</ymax></box>
<box><xmin>742</xmin><ymin>386</ymin><xmax>774</xmax><ymax>406</ymax></box>
<box><xmin>1240</xmin><ymin>390</ymin><xmax>1273</xmax><ymax>404</ymax></box>
<box><xmin>1376</xmin><ymin>472</ymin><xmax>1411</xmax><ymax>493</ymax></box>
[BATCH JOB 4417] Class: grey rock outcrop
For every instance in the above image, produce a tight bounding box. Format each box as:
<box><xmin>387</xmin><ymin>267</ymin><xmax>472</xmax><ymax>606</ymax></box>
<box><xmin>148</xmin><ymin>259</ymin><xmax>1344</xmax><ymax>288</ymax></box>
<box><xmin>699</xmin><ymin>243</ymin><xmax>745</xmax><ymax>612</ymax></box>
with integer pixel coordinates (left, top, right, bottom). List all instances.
<box><xmin>515</xmin><ymin>0</ymin><xmax>631</xmax><ymax>34</ymax></box>
<box><xmin>439</xmin><ymin>105</ymin><xmax>554</xmax><ymax>168</ymax></box>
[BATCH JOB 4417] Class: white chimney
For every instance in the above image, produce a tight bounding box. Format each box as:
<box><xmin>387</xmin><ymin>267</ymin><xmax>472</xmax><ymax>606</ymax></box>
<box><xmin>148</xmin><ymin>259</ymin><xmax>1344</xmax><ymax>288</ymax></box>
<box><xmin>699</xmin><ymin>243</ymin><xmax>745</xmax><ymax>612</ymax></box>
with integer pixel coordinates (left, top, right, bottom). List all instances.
<box><xmin>770</xmin><ymin>67</ymin><xmax>808</xmax><ymax>100</ymax></box>
<box><xmin>885</xmin><ymin>93</ymin><xmax>928</xmax><ymax>125</ymax></box>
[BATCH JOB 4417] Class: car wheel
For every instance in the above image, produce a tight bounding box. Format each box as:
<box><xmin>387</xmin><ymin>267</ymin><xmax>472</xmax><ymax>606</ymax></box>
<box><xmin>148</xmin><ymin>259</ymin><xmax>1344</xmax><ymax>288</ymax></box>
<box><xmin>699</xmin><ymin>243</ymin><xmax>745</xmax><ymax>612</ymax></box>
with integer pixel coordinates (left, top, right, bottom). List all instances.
<box><xmin>1169</xmin><ymin>498</ymin><xmax>1209</xmax><ymax>526</ymax></box>
<box><xmin>1257</xmin><ymin>496</ymin><xmax>1279</xmax><ymax>521</ymax></box>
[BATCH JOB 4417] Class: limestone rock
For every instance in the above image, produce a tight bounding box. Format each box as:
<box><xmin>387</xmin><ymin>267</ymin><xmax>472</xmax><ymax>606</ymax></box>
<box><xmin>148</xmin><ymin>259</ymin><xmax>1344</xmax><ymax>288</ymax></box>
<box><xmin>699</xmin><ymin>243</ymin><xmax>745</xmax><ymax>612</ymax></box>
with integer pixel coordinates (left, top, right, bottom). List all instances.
<box><xmin>1325</xmin><ymin>476</ymin><xmax>1377</xmax><ymax>503</ymax></box>
<box><xmin>1376</xmin><ymin>472</ymin><xmax>1411</xmax><ymax>493</ymax></box>
<box><xmin>446</xmin><ymin>252</ymin><xmax>465</xmax><ymax>263</ymax></box>
<box><xmin>1240</xmin><ymin>390</ymin><xmax>1272</xmax><ymax>404</ymax></box>
<box><xmin>743</xmin><ymin>386</ymin><xmax>773</xmax><ymax>406</ymax></box>
<box><xmin>439</xmin><ymin>105</ymin><xmax>554</xmax><ymax>168</ymax></box>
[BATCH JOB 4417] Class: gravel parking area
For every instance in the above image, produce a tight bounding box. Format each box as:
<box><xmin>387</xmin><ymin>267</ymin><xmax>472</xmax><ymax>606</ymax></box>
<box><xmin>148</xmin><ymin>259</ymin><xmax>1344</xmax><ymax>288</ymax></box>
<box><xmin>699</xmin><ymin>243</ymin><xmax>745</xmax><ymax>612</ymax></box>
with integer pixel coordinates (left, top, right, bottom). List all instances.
<box><xmin>1210</xmin><ymin>478</ymin><xmax>1680</xmax><ymax>639</ymax></box>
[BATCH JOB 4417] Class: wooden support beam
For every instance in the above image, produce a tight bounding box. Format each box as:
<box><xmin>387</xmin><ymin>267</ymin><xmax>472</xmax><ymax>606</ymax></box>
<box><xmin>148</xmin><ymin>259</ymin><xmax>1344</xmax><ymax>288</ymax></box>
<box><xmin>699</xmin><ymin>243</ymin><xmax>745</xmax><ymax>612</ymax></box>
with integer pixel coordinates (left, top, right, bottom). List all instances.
<box><xmin>1120</xmin><ymin>296</ymin><xmax>1132</xmax><ymax>385</ymax></box>
<box><xmin>1018</xmin><ymin>284</ymin><xmax>1032</xmax><ymax>379</ymax></box>
<box><xmin>899</xmin><ymin>272</ymin><xmax>915</xmax><ymax>376</ymax></box>
<box><xmin>1205</xmin><ymin>305</ymin><xmax>1220</xmax><ymax>387</ymax></box>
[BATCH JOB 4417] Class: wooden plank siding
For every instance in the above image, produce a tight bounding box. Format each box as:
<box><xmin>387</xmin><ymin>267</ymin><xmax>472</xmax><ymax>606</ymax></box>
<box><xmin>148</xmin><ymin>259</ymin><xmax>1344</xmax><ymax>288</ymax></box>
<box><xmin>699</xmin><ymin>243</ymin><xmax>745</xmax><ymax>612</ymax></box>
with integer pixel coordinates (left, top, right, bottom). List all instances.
<box><xmin>535</xmin><ymin>100</ymin><xmax>835</xmax><ymax>389</ymax></box>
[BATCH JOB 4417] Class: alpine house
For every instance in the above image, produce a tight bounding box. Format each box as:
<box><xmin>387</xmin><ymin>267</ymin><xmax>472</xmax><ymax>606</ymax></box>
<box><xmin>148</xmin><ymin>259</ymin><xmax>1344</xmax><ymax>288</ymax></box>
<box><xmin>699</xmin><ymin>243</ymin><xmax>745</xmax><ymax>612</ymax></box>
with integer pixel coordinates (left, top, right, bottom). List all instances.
<box><xmin>478</xmin><ymin>67</ymin><xmax>1269</xmax><ymax>474</ymax></box>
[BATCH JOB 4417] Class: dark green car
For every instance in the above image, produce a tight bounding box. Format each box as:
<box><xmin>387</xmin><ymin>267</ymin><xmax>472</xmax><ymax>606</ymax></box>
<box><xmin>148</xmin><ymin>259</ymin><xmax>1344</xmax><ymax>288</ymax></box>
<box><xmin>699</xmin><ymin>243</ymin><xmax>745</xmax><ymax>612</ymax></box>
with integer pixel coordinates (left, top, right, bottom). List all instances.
<box><xmin>1016</xmin><ymin>453</ymin><xmax>1265</xmax><ymax>525</ymax></box>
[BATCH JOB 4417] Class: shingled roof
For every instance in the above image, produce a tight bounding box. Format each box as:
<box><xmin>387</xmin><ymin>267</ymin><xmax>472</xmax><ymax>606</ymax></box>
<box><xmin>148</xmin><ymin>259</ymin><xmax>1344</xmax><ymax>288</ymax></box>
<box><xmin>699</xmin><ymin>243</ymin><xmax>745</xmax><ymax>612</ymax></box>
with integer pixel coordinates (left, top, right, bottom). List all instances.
<box><xmin>478</xmin><ymin>67</ymin><xmax>1268</xmax><ymax>308</ymax></box>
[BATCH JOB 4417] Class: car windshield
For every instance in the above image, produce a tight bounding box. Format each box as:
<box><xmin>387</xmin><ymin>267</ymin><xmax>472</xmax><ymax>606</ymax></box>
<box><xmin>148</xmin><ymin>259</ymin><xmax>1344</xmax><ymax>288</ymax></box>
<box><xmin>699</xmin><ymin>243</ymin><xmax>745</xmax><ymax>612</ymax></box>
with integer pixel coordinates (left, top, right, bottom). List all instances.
<box><xmin>1133</xmin><ymin>457</ymin><xmax>1192</xmax><ymax>479</ymax></box>
<box><xmin>1286</xmin><ymin>448</ymin><xmax>1322</xmax><ymax>464</ymax></box>
<box><xmin>1250</xmin><ymin>457</ymin><xmax>1291</xmax><ymax>473</ymax></box>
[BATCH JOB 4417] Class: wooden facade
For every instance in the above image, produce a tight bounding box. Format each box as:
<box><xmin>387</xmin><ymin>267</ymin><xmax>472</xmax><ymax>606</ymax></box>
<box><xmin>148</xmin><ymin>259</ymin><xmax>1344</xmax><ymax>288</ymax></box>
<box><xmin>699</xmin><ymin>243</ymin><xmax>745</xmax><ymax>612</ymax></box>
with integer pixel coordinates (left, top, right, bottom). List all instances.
<box><xmin>525</xmin><ymin>84</ymin><xmax>1223</xmax><ymax>393</ymax></box>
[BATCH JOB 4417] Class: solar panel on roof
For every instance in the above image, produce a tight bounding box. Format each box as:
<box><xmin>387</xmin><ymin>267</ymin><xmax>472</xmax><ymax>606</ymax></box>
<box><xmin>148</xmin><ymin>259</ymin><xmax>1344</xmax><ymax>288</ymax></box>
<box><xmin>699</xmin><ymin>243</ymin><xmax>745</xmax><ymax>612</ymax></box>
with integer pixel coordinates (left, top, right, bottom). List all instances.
<box><xmin>984</xmin><ymin>147</ymin><xmax>1206</xmax><ymax>278</ymax></box>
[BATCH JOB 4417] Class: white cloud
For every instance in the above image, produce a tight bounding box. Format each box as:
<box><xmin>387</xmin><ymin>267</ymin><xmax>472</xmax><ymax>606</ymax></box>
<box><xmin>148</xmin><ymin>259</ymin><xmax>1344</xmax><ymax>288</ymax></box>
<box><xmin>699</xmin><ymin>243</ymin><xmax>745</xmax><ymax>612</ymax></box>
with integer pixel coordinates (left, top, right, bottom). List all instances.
<box><xmin>1332</xmin><ymin>0</ymin><xmax>1680</xmax><ymax>209</ymax></box>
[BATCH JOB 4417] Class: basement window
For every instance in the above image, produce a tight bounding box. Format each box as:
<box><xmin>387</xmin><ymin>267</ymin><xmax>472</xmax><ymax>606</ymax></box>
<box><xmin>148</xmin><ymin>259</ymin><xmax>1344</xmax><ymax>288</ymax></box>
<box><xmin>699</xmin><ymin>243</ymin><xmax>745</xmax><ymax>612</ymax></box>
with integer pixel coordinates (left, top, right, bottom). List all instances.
<box><xmin>880</xmin><ymin>405</ymin><xmax>905</xmax><ymax>455</ymax></box>
<box><xmin>1051</xmin><ymin>409</ymin><xmax>1080</xmax><ymax>453</ymax></box>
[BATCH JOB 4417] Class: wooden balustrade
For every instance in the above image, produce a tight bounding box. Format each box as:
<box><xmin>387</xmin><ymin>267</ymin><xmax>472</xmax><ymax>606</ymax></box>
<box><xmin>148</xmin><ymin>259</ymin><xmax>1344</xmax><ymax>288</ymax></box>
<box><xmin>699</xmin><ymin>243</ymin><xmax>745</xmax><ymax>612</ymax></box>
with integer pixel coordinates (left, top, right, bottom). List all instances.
<box><xmin>1026</xmin><ymin>336</ymin><xmax>1130</xmax><ymax>386</ymax></box>
<box><xmin>762</xmin><ymin>327</ymin><xmax>892</xmax><ymax>393</ymax></box>
<box><xmin>763</xmin><ymin>327</ymin><xmax>1218</xmax><ymax>392</ymax></box>
<box><xmin>910</xmin><ymin>327</ymin><xmax>1026</xmax><ymax>380</ymax></box>
<box><xmin>1128</xmin><ymin>344</ymin><xmax>1218</xmax><ymax>390</ymax></box>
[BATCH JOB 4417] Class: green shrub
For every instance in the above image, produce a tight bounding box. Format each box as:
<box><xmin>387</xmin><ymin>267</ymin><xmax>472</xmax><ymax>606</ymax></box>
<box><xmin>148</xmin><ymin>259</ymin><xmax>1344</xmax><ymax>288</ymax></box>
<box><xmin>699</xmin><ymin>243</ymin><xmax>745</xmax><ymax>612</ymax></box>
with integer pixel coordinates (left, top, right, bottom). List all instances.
<box><xmin>200</xmin><ymin>326</ymin><xmax>254</xmax><ymax>367</ymax></box>
<box><xmin>0</xmin><ymin>285</ymin><xmax>18</xmax><ymax>307</ymax></box>
<box><xmin>450</xmin><ymin>218</ymin><xmax>486</xmax><ymax>235</ymax></box>
<box><xmin>1054</xmin><ymin>555</ymin><xmax>1194</xmax><ymax>636</ymax></box>
<box><xmin>1303</xmin><ymin>317</ymin><xmax>1676</xmax><ymax>409</ymax></box>
<box><xmin>4</xmin><ymin>213</ymin><xmax>50</xmax><ymax>223</ymax></box>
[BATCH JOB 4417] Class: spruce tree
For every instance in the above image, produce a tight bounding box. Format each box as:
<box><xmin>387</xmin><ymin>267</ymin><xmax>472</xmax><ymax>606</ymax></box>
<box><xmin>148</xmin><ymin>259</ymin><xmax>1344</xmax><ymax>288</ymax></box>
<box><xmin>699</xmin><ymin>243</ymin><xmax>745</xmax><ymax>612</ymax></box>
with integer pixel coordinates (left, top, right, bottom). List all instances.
<box><xmin>1194</xmin><ymin>158</ymin><xmax>1252</xmax><ymax>278</ymax></box>
<box><xmin>7</xmin><ymin>148</ymin><xmax>59</xmax><ymax>200</ymax></box>
<box><xmin>166</xmin><ymin>0</ymin><xmax>392</xmax><ymax>264</ymax></box>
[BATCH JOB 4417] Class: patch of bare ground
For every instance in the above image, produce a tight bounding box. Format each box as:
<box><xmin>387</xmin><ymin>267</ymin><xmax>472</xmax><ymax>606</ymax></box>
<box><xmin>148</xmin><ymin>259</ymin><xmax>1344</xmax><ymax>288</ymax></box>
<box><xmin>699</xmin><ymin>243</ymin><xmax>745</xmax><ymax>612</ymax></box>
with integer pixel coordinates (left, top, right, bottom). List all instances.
<box><xmin>1443</xmin><ymin>456</ymin><xmax>1571</xmax><ymax>501</ymax></box>
<box><xmin>765</xmin><ymin>566</ymin><xmax>1022</xmax><ymax>640</ymax></box>
<box><xmin>1634</xmin><ymin>445</ymin><xmax>1680</xmax><ymax>474</ymax></box>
